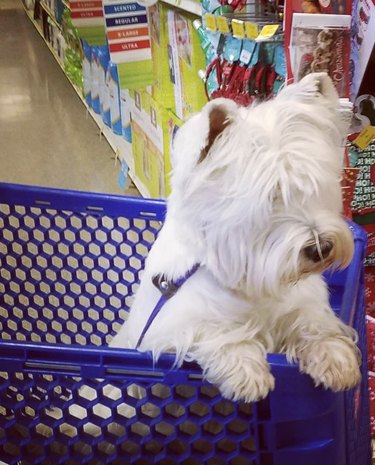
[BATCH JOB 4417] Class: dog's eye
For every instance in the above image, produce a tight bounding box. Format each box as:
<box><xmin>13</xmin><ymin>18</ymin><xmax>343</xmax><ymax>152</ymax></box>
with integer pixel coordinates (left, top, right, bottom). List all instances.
<box><xmin>304</xmin><ymin>240</ymin><xmax>333</xmax><ymax>262</ymax></box>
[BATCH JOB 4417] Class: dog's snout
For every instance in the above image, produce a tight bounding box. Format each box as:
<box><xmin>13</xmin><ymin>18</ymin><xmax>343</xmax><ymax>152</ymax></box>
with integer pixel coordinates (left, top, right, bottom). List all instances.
<box><xmin>304</xmin><ymin>240</ymin><xmax>333</xmax><ymax>262</ymax></box>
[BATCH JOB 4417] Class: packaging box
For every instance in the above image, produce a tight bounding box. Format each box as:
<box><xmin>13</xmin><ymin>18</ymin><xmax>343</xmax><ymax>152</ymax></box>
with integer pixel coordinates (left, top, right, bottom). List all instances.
<box><xmin>129</xmin><ymin>89</ymin><xmax>182</xmax><ymax>198</ymax></box>
<box><xmin>350</xmin><ymin>0</ymin><xmax>375</xmax><ymax>100</ymax></box>
<box><xmin>289</xmin><ymin>13</ymin><xmax>352</xmax><ymax>97</ymax></box>
<box><xmin>148</xmin><ymin>2</ymin><xmax>207</xmax><ymax>119</ymax></box>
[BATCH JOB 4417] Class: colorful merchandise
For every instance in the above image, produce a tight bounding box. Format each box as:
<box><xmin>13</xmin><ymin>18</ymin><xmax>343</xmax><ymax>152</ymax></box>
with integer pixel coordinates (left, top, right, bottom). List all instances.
<box><xmin>120</xmin><ymin>87</ymin><xmax>132</xmax><ymax>142</ymax></box>
<box><xmin>91</xmin><ymin>46</ymin><xmax>101</xmax><ymax>114</ymax></box>
<box><xmin>82</xmin><ymin>40</ymin><xmax>92</xmax><ymax>107</ymax></box>
<box><xmin>108</xmin><ymin>61</ymin><xmax>123</xmax><ymax>136</ymax></box>
<box><xmin>130</xmin><ymin>89</ymin><xmax>182</xmax><ymax>198</ymax></box>
<box><xmin>99</xmin><ymin>45</ymin><xmax>111</xmax><ymax>127</ymax></box>
<box><xmin>149</xmin><ymin>2</ymin><xmax>207</xmax><ymax>119</ymax></box>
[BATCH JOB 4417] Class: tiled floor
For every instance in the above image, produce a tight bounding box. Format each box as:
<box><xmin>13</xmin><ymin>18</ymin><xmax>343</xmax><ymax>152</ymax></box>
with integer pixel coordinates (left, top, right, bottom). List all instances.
<box><xmin>0</xmin><ymin>0</ymin><xmax>138</xmax><ymax>196</ymax></box>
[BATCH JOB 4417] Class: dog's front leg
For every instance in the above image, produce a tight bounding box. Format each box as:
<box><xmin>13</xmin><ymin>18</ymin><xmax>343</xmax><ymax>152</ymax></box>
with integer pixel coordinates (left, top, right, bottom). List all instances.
<box><xmin>193</xmin><ymin>335</ymin><xmax>275</xmax><ymax>403</ymax></box>
<box><xmin>276</xmin><ymin>275</ymin><xmax>361</xmax><ymax>391</ymax></box>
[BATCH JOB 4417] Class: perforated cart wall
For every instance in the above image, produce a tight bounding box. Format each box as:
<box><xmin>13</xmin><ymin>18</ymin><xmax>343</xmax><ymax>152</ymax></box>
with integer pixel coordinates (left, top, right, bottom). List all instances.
<box><xmin>0</xmin><ymin>183</ymin><xmax>371</xmax><ymax>465</ymax></box>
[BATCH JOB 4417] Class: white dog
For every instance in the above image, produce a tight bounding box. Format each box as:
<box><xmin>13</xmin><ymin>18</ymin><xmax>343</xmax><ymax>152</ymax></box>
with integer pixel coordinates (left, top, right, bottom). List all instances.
<box><xmin>108</xmin><ymin>72</ymin><xmax>361</xmax><ymax>403</ymax></box>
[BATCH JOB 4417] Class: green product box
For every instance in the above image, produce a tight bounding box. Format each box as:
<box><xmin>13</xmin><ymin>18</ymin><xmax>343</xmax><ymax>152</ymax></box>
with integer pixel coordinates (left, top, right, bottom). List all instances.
<box><xmin>129</xmin><ymin>89</ymin><xmax>183</xmax><ymax>198</ymax></box>
<box><xmin>148</xmin><ymin>2</ymin><xmax>207</xmax><ymax>119</ymax></box>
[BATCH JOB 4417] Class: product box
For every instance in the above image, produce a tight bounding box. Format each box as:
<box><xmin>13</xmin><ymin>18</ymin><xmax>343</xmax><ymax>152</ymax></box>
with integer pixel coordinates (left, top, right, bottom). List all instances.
<box><xmin>289</xmin><ymin>13</ymin><xmax>352</xmax><ymax>97</ymax></box>
<box><xmin>350</xmin><ymin>0</ymin><xmax>375</xmax><ymax>100</ymax></box>
<box><xmin>129</xmin><ymin>89</ymin><xmax>182</xmax><ymax>198</ymax></box>
<box><xmin>148</xmin><ymin>2</ymin><xmax>207</xmax><ymax>119</ymax></box>
<box><xmin>120</xmin><ymin>87</ymin><xmax>132</xmax><ymax>142</ymax></box>
<box><xmin>284</xmin><ymin>0</ymin><xmax>353</xmax><ymax>82</ymax></box>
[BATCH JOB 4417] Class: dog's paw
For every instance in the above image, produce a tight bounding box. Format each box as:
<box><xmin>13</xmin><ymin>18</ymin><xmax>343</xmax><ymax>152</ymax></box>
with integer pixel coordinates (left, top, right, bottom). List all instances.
<box><xmin>298</xmin><ymin>336</ymin><xmax>361</xmax><ymax>391</ymax></box>
<box><xmin>211</xmin><ymin>358</ymin><xmax>275</xmax><ymax>403</ymax></box>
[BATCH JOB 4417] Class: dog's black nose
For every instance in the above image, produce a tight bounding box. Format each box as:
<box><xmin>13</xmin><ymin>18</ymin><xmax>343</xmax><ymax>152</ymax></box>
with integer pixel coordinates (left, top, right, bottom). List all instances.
<box><xmin>304</xmin><ymin>240</ymin><xmax>333</xmax><ymax>262</ymax></box>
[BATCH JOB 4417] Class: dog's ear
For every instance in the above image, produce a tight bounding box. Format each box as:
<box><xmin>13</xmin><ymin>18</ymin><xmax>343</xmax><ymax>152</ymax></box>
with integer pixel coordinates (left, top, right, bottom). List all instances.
<box><xmin>199</xmin><ymin>99</ymin><xmax>238</xmax><ymax>163</ymax></box>
<box><xmin>277</xmin><ymin>72</ymin><xmax>339</xmax><ymax>106</ymax></box>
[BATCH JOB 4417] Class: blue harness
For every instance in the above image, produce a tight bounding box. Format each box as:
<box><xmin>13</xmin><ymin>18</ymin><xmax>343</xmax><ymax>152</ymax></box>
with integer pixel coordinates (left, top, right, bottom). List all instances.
<box><xmin>135</xmin><ymin>264</ymin><xmax>200</xmax><ymax>349</ymax></box>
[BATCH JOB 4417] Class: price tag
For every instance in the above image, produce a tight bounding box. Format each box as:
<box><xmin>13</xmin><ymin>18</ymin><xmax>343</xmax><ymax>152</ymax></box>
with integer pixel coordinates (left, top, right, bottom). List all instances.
<box><xmin>216</xmin><ymin>15</ymin><xmax>230</xmax><ymax>33</ymax></box>
<box><xmin>258</xmin><ymin>24</ymin><xmax>279</xmax><ymax>39</ymax></box>
<box><xmin>245</xmin><ymin>21</ymin><xmax>258</xmax><ymax>39</ymax></box>
<box><xmin>354</xmin><ymin>125</ymin><xmax>375</xmax><ymax>150</ymax></box>
<box><xmin>205</xmin><ymin>14</ymin><xmax>217</xmax><ymax>32</ymax></box>
<box><xmin>231</xmin><ymin>19</ymin><xmax>245</xmax><ymax>38</ymax></box>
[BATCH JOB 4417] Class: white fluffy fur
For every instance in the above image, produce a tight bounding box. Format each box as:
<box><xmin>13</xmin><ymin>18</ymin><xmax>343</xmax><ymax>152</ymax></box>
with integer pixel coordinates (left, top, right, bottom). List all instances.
<box><xmin>109</xmin><ymin>73</ymin><xmax>360</xmax><ymax>403</ymax></box>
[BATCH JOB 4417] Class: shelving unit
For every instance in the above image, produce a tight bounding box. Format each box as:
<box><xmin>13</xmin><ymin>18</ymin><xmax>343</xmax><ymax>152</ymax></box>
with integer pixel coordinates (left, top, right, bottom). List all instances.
<box><xmin>40</xmin><ymin>1</ymin><xmax>62</xmax><ymax>29</ymax></box>
<box><xmin>23</xmin><ymin>3</ymin><xmax>150</xmax><ymax>198</ymax></box>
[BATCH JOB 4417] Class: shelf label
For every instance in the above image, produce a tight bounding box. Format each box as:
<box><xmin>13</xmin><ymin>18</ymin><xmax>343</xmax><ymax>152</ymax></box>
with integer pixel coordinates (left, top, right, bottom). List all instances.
<box><xmin>244</xmin><ymin>21</ymin><xmax>258</xmax><ymax>39</ymax></box>
<box><xmin>231</xmin><ymin>19</ymin><xmax>244</xmax><ymax>38</ymax></box>
<box><xmin>216</xmin><ymin>16</ymin><xmax>230</xmax><ymax>33</ymax></box>
<box><xmin>70</xmin><ymin>0</ymin><xmax>104</xmax><ymax>26</ymax></box>
<box><xmin>205</xmin><ymin>14</ymin><xmax>217</xmax><ymax>31</ymax></box>
<box><xmin>354</xmin><ymin>125</ymin><xmax>375</xmax><ymax>150</ymax></box>
<box><xmin>103</xmin><ymin>0</ymin><xmax>151</xmax><ymax>64</ymax></box>
<box><xmin>258</xmin><ymin>24</ymin><xmax>279</xmax><ymax>39</ymax></box>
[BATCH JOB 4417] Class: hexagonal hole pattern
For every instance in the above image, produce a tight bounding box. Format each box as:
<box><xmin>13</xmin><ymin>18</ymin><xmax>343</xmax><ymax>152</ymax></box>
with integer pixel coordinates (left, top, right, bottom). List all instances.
<box><xmin>165</xmin><ymin>402</ymin><xmax>185</xmax><ymax>419</ymax></box>
<box><xmin>131</xmin><ymin>421</ymin><xmax>150</xmax><ymax>437</ymax></box>
<box><xmin>203</xmin><ymin>420</ymin><xmax>224</xmax><ymax>436</ymax></box>
<box><xmin>167</xmin><ymin>439</ymin><xmax>188</xmax><ymax>456</ymax></box>
<box><xmin>142</xmin><ymin>403</ymin><xmax>161</xmax><ymax>419</ymax></box>
<box><xmin>83</xmin><ymin>422</ymin><xmax>101</xmax><ymax>437</ymax></box>
<box><xmin>73</xmin><ymin>441</ymin><xmax>92</xmax><ymax>456</ymax></box>
<box><xmin>217</xmin><ymin>438</ymin><xmax>237</xmax><ymax>454</ymax></box>
<box><xmin>214</xmin><ymin>399</ymin><xmax>235</xmax><ymax>417</ymax></box>
<box><xmin>155</xmin><ymin>421</ymin><xmax>174</xmax><ymax>437</ymax></box>
<box><xmin>120</xmin><ymin>439</ymin><xmax>140</xmax><ymax>456</ymax></box>
<box><xmin>193</xmin><ymin>439</ymin><xmax>213</xmax><ymax>455</ymax></box>
<box><xmin>117</xmin><ymin>403</ymin><xmax>136</xmax><ymax>419</ymax></box>
<box><xmin>107</xmin><ymin>422</ymin><xmax>125</xmax><ymax>437</ymax></box>
<box><xmin>93</xmin><ymin>404</ymin><xmax>112</xmax><ymax>420</ymax></box>
<box><xmin>59</xmin><ymin>423</ymin><xmax>77</xmax><ymax>438</ymax></box>
<box><xmin>151</xmin><ymin>384</ymin><xmax>171</xmax><ymax>400</ymax></box>
<box><xmin>179</xmin><ymin>420</ymin><xmax>199</xmax><ymax>437</ymax></box>
<box><xmin>144</xmin><ymin>440</ymin><xmax>163</xmax><ymax>456</ymax></box>
<box><xmin>227</xmin><ymin>419</ymin><xmax>248</xmax><ymax>435</ymax></box>
<box><xmin>189</xmin><ymin>401</ymin><xmax>209</xmax><ymax>418</ymax></box>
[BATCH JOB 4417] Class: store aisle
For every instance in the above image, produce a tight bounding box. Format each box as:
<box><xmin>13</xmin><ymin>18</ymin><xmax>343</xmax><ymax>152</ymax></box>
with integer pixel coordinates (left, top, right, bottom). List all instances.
<box><xmin>0</xmin><ymin>0</ymin><xmax>138</xmax><ymax>195</ymax></box>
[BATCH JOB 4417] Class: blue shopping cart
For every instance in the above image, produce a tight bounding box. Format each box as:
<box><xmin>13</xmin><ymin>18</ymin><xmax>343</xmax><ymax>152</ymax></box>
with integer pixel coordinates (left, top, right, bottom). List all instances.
<box><xmin>0</xmin><ymin>183</ymin><xmax>371</xmax><ymax>465</ymax></box>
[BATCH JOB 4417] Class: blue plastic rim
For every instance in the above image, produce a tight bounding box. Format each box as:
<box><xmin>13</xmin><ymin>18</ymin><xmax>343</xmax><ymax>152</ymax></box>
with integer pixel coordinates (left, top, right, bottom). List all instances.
<box><xmin>0</xmin><ymin>183</ymin><xmax>371</xmax><ymax>465</ymax></box>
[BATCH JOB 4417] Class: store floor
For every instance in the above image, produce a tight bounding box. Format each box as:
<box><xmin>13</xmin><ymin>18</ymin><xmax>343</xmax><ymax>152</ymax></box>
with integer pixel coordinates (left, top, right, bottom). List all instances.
<box><xmin>0</xmin><ymin>0</ymin><xmax>139</xmax><ymax>196</ymax></box>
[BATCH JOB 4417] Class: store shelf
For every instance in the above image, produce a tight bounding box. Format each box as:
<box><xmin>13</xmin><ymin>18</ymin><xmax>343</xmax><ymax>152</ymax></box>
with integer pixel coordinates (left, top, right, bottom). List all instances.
<box><xmin>23</xmin><ymin>5</ymin><xmax>150</xmax><ymax>198</ymax></box>
<box><xmin>161</xmin><ymin>0</ymin><xmax>202</xmax><ymax>16</ymax></box>
<box><xmin>40</xmin><ymin>1</ymin><xmax>62</xmax><ymax>30</ymax></box>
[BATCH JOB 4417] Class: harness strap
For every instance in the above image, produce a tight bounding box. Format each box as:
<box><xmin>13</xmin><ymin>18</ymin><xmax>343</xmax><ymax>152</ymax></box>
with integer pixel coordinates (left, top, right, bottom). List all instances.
<box><xmin>135</xmin><ymin>264</ymin><xmax>200</xmax><ymax>349</ymax></box>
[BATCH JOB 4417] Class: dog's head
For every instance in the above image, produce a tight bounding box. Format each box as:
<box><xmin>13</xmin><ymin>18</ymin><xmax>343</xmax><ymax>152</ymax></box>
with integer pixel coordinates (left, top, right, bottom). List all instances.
<box><xmin>169</xmin><ymin>73</ymin><xmax>354</xmax><ymax>297</ymax></box>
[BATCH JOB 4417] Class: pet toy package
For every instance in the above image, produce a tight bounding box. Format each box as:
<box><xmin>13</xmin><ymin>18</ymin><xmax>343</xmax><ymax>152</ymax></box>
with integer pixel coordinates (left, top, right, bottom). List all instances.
<box><xmin>148</xmin><ymin>2</ymin><xmax>207</xmax><ymax>119</ymax></box>
<box><xmin>289</xmin><ymin>13</ymin><xmax>352</xmax><ymax>97</ymax></box>
<box><xmin>129</xmin><ymin>89</ymin><xmax>182</xmax><ymax>198</ymax></box>
<box><xmin>284</xmin><ymin>0</ymin><xmax>352</xmax><ymax>78</ymax></box>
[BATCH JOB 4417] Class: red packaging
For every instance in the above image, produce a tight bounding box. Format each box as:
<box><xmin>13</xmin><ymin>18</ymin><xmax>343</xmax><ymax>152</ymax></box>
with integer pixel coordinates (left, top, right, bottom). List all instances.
<box><xmin>283</xmin><ymin>0</ymin><xmax>353</xmax><ymax>57</ymax></box>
